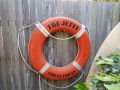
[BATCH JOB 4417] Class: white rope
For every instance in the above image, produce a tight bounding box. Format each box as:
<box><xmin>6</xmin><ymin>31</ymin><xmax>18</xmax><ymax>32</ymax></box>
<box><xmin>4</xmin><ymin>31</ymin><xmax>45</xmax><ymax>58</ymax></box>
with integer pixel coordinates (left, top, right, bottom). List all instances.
<box><xmin>18</xmin><ymin>21</ymin><xmax>85</xmax><ymax>89</ymax></box>
<box><xmin>39</xmin><ymin>75</ymin><xmax>42</xmax><ymax>90</ymax></box>
<box><xmin>18</xmin><ymin>30</ymin><xmax>38</xmax><ymax>74</ymax></box>
<box><xmin>18</xmin><ymin>23</ymin><xmax>35</xmax><ymax>32</ymax></box>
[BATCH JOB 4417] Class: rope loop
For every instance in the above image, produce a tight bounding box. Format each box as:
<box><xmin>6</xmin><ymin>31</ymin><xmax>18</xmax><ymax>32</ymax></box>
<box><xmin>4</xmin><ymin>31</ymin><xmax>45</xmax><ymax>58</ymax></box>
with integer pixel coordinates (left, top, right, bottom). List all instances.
<box><xmin>18</xmin><ymin>21</ymin><xmax>88</xmax><ymax>89</ymax></box>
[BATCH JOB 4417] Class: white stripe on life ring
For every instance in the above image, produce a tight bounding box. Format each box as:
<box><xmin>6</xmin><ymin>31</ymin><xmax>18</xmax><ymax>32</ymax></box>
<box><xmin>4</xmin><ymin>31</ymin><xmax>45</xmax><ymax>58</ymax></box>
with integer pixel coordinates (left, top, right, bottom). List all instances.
<box><xmin>75</xmin><ymin>24</ymin><xmax>85</xmax><ymax>38</ymax></box>
<box><xmin>35</xmin><ymin>21</ymin><xmax>50</xmax><ymax>37</ymax></box>
<box><xmin>72</xmin><ymin>61</ymin><xmax>81</xmax><ymax>71</ymax></box>
<box><xmin>39</xmin><ymin>63</ymin><xmax>50</xmax><ymax>74</ymax></box>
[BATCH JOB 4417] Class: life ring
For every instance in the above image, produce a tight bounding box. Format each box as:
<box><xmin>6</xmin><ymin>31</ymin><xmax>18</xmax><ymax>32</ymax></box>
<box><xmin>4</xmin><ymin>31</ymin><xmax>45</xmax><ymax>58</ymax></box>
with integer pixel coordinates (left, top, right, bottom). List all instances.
<box><xmin>28</xmin><ymin>17</ymin><xmax>91</xmax><ymax>80</ymax></box>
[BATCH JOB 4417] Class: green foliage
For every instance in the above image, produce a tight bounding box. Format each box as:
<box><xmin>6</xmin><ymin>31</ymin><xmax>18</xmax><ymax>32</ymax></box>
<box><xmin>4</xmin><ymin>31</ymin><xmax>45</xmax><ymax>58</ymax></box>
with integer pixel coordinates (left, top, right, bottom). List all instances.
<box><xmin>104</xmin><ymin>83</ymin><xmax>120</xmax><ymax>90</ymax></box>
<box><xmin>74</xmin><ymin>83</ymin><xmax>89</xmax><ymax>90</ymax></box>
<box><xmin>92</xmin><ymin>73</ymin><xmax>120</xmax><ymax>82</ymax></box>
<box><xmin>74</xmin><ymin>52</ymin><xmax>120</xmax><ymax>90</ymax></box>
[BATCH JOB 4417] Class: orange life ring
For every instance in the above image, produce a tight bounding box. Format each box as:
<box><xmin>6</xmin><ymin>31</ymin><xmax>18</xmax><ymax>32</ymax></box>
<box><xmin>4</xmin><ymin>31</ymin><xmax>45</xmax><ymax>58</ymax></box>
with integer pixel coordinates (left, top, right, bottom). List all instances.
<box><xmin>28</xmin><ymin>17</ymin><xmax>91</xmax><ymax>80</ymax></box>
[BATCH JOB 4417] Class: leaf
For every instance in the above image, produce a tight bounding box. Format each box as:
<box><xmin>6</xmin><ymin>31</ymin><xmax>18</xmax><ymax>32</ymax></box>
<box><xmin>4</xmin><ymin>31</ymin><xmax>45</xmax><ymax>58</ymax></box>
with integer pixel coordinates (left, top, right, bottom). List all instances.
<box><xmin>104</xmin><ymin>58</ymin><xmax>114</xmax><ymax>62</ymax></box>
<box><xmin>90</xmin><ymin>78</ymin><xmax>99</xmax><ymax>84</ymax></box>
<box><xmin>111</xmin><ymin>65</ymin><xmax>120</xmax><ymax>73</ymax></box>
<box><xmin>112</xmin><ymin>57</ymin><xmax>119</xmax><ymax>63</ymax></box>
<box><xmin>112</xmin><ymin>65</ymin><xmax>120</xmax><ymax>71</ymax></box>
<box><xmin>74</xmin><ymin>84</ymin><xmax>80</xmax><ymax>88</ymax></box>
<box><xmin>95</xmin><ymin>58</ymin><xmax>115</xmax><ymax>65</ymax></box>
<box><xmin>103</xmin><ymin>67</ymin><xmax>111</xmax><ymax>73</ymax></box>
<box><xmin>96</xmin><ymin>60</ymin><xmax>114</xmax><ymax>65</ymax></box>
<box><xmin>74</xmin><ymin>83</ymin><xmax>89</xmax><ymax>90</ymax></box>
<box><xmin>112</xmin><ymin>68</ymin><xmax>119</xmax><ymax>73</ymax></box>
<box><xmin>93</xmin><ymin>73</ymin><xmax>120</xmax><ymax>82</ymax></box>
<box><xmin>110</xmin><ymin>74</ymin><xmax>120</xmax><ymax>79</ymax></box>
<box><xmin>104</xmin><ymin>83</ymin><xmax>120</xmax><ymax>90</ymax></box>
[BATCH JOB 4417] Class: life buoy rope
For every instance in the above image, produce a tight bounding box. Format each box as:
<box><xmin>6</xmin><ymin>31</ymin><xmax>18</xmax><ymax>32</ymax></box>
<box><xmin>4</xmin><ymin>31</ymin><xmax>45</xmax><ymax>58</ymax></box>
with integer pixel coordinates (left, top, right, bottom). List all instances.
<box><xmin>18</xmin><ymin>24</ymin><xmax>85</xmax><ymax>88</ymax></box>
<box><xmin>28</xmin><ymin>17</ymin><xmax>91</xmax><ymax>80</ymax></box>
